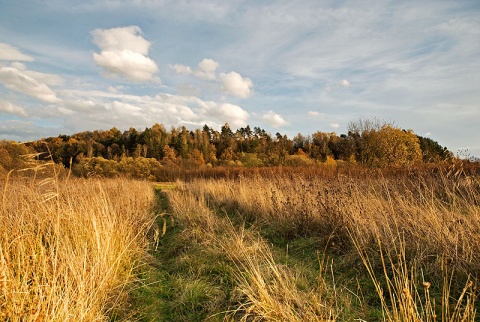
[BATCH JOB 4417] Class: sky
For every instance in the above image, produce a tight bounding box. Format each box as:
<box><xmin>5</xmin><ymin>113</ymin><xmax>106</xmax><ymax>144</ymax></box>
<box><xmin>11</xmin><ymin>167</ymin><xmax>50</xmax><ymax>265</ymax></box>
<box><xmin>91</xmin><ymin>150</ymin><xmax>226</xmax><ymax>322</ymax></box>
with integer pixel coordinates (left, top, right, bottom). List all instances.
<box><xmin>0</xmin><ymin>0</ymin><xmax>479</xmax><ymax>158</ymax></box>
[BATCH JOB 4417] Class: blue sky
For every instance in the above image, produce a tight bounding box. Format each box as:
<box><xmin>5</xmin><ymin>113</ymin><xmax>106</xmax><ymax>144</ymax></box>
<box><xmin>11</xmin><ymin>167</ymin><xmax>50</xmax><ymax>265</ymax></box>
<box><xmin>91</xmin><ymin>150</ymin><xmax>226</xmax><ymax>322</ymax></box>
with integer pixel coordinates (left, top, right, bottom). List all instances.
<box><xmin>0</xmin><ymin>0</ymin><xmax>479</xmax><ymax>157</ymax></box>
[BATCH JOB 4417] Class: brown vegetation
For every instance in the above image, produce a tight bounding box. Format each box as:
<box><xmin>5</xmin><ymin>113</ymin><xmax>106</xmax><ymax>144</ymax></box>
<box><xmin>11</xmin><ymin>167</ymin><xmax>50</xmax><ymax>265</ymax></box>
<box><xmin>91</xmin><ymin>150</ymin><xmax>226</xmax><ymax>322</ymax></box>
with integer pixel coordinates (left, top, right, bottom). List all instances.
<box><xmin>1</xmin><ymin>142</ymin><xmax>478</xmax><ymax>320</ymax></box>
<box><xmin>0</xmin><ymin>169</ymin><xmax>157</xmax><ymax>321</ymax></box>
<box><xmin>163</xmin><ymin>165</ymin><xmax>479</xmax><ymax>320</ymax></box>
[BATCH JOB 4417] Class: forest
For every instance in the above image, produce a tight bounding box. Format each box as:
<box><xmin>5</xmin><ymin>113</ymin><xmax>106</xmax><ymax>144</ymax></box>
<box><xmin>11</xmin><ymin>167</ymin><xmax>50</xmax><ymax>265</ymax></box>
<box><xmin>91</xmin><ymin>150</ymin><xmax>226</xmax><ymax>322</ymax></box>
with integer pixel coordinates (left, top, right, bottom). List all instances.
<box><xmin>0</xmin><ymin>119</ymin><xmax>453</xmax><ymax>180</ymax></box>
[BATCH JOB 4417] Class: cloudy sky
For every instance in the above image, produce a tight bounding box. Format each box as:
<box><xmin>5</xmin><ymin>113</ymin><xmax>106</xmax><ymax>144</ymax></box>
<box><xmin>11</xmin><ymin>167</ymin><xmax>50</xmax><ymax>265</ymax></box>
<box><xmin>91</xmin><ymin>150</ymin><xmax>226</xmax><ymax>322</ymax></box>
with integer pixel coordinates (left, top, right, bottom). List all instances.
<box><xmin>0</xmin><ymin>0</ymin><xmax>479</xmax><ymax>157</ymax></box>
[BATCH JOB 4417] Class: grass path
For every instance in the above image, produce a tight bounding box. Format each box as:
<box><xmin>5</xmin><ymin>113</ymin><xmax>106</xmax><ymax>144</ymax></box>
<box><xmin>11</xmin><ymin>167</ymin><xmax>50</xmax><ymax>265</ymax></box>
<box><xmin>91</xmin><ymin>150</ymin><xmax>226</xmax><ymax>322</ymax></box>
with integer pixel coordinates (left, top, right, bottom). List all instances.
<box><xmin>125</xmin><ymin>175</ymin><xmax>479</xmax><ymax>321</ymax></box>
<box><xmin>125</xmin><ymin>185</ymin><xmax>237</xmax><ymax>321</ymax></box>
<box><xmin>125</xmin><ymin>184</ymin><xmax>350</xmax><ymax>321</ymax></box>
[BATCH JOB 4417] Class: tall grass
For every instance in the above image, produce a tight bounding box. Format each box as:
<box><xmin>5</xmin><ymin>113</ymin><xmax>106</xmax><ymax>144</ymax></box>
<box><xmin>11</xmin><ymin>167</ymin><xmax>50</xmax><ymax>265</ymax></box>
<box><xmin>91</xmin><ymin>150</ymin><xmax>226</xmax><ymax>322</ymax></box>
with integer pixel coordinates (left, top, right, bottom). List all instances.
<box><xmin>166</xmin><ymin>182</ymin><xmax>340</xmax><ymax>320</ymax></box>
<box><xmin>173</xmin><ymin>169</ymin><xmax>479</xmax><ymax>320</ymax></box>
<box><xmin>0</xmin><ymin>172</ymin><xmax>156</xmax><ymax>321</ymax></box>
<box><xmin>186</xmin><ymin>171</ymin><xmax>480</xmax><ymax>271</ymax></box>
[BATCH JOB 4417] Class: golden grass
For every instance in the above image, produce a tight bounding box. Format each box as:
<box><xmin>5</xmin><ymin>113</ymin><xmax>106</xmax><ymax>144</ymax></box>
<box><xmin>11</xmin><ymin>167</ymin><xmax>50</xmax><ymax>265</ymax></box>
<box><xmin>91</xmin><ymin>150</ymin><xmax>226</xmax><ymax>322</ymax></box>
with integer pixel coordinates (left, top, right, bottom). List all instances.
<box><xmin>166</xmin><ymin>180</ymin><xmax>339</xmax><ymax>321</ymax></box>
<box><xmin>224</xmin><ymin>234</ymin><xmax>337</xmax><ymax>322</ymax></box>
<box><xmin>170</xmin><ymin>169</ymin><xmax>479</xmax><ymax>320</ymax></box>
<box><xmin>185</xmin><ymin>172</ymin><xmax>480</xmax><ymax>272</ymax></box>
<box><xmin>0</xmin><ymin>174</ymin><xmax>156</xmax><ymax>321</ymax></box>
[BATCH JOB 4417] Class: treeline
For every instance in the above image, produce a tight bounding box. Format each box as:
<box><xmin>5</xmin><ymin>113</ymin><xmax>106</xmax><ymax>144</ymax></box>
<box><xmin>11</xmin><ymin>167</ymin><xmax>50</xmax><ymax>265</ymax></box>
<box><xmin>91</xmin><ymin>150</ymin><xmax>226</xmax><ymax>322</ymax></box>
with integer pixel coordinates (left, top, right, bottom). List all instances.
<box><xmin>0</xmin><ymin>120</ymin><xmax>453</xmax><ymax>179</ymax></box>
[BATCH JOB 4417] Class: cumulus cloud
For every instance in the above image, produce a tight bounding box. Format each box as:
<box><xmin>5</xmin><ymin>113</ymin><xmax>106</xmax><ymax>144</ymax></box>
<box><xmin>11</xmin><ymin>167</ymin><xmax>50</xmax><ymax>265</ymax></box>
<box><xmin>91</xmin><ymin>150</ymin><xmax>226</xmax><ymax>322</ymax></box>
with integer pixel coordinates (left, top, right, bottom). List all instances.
<box><xmin>92</xmin><ymin>26</ymin><xmax>159</xmax><ymax>82</ymax></box>
<box><xmin>58</xmin><ymin>89</ymin><xmax>250</xmax><ymax>134</ymax></box>
<box><xmin>195</xmin><ymin>58</ymin><xmax>219</xmax><ymax>80</ymax></box>
<box><xmin>204</xmin><ymin>102</ymin><xmax>250</xmax><ymax>128</ymax></box>
<box><xmin>171</xmin><ymin>59</ymin><xmax>253</xmax><ymax>99</ymax></box>
<box><xmin>172</xmin><ymin>58</ymin><xmax>219</xmax><ymax>80</ymax></box>
<box><xmin>261</xmin><ymin>110</ymin><xmax>288</xmax><ymax>128</ymax></box>
<box><xmin>220</xmin><ymin>71</ymin><xmax>253</xmax><ymax>98</ymax></box>
<box><xmin>0</xmin><ymin>66</ymin><xmax>61</xmax><ymax>102</ymax></box>
<box><xmin>191</xmin><ymin>98</ymin><xmax>249</xmax><ymax>128</ymax></box>
<box><xmin>0</xmin><ymin>100</ymin><xmax>28</xmax><ymax>117</ymax></box>
<box><xmin>0</xmin><ymin>43</ymin><xmax>34</xmax><ymax>62</ymax></box>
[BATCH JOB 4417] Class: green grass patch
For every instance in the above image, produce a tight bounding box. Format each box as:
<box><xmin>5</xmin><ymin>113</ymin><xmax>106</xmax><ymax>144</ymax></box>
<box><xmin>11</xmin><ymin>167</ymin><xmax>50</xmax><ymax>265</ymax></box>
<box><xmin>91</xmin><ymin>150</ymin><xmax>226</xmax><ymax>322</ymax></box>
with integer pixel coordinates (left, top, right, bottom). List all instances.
<box><xmin>154</xmin><ymin>182</ymin><xmax>177</xmax><ymax>191</ymax></box>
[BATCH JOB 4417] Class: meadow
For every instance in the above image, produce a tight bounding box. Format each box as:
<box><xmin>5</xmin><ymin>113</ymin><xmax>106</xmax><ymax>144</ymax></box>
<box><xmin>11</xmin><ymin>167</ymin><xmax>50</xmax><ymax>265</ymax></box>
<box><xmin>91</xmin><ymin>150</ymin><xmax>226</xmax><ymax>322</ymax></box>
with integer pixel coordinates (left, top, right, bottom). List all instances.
<box><xmin>0</xmin><ymin>167</ymin><xmax>157</xmax><ymax>321</ymax></box>
<box><xmin>1</xmin><ymin>162</ymin><xmax>479</xmax><ymax>321</ymax></box>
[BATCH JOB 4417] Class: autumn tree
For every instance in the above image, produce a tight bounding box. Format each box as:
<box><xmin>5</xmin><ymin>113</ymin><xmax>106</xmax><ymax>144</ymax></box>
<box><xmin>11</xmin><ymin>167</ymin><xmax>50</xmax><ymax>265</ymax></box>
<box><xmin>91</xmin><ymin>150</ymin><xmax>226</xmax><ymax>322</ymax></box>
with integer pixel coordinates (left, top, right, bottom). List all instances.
<box><xmin>310</xmin><ymin>131</ymin><xmax>335</xmax><ymax>161</ymax></box>
<box><xmin>141</xmin><ymin>123</ymin><xmax>169</xmax><ymax>159</ymax></box>
<box><xmin>360</xmin><ymin>123</ymin><xmax>422</xmax><ymax>167</ymax></box>
<box><xmin>161</xmin><ymin>144</ymin><xmax>179</xmax><ymax>167</ymax></box>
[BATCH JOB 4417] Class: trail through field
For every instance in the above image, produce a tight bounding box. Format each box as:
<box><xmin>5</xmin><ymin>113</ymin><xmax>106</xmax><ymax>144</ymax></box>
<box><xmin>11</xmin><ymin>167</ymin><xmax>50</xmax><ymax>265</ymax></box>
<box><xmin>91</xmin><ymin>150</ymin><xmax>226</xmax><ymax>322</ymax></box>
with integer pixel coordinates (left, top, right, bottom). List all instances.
<box><xmin>125</xmin><ymin>185</ymin><xmax>235</xmax><ymax>321</ymax></box>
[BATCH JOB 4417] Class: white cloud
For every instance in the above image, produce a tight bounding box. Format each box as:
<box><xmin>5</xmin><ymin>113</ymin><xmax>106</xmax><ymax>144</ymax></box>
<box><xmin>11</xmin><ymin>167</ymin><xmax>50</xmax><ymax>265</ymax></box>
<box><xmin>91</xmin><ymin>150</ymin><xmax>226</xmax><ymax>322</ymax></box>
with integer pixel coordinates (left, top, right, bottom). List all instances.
<box><xmin>172</xmin><ymin>59</ymin><xmax>219</xmax><ymax>80</ymax></box>
<box><xmin>261</xmin><ymin>110</ymin><xmax>288</xmax><ymax>128</ymax></box>
<box><xmin>194</xmin><ymin>58</ymin><xmax>219</xmax><ymax>80</ymax></box>
<box><xmin>0</xmin><ymin>100</ymin><xmax>28</xmax><ymax>117</ymax></box>
<box><xmin>92</xmin><ymin>26</ymin><xmax>158</xmax><ymax>82</ymax></box>
<box><xmin>172</xmin><ymin>64</ymin><xmax>193</xmax><ymax>75</ymax></box>
<box><xmin>194</xmin><ymin>99</ymin><xmax>249</xmax><ymax>128</ymax></box>
<box><xmin>171</xmin><ymin>59</ymin><xmax>254</xmax><ymax>100</ymax></box>
<box><xmin>330</xmin><ymin>123</ymin><xmax>340</xmax><ymax>129</ymax></box>
<box><xmin>0</xmin><ymin>43</ymin><xmax>34</xmax><ymax>62</ymax></box>
<box><xmin>10</xmin><ymin>62</ymin><xmax>64</xmax><ymax>86</ymax></box>
<box><xmin>341</xmin><ymin>79</ymin><xmax>350</xmax><ymax>87</ymax></box>
<box><xmin>220</xmin><ymin>71</ymin><xmax>253</xmax><ymax>98</ymax></box>
<box><xmin>0</xmin><ymin>66</ymin><xmax>61</xmax><ymax>103</ymax></box>
<box><xmin>58</xmin><ymin>88</ymin><xmax>250</xmax><ymax>133</ymax></box>
<box><xmin>209</xmin><ymin>103</ymin><xmax>250</xmax><ymax>128</ymax></box>
<box><xmin>92</xmin><ymin>25</ymin><xmax>150</xmax><ymax>54</ymax></box>
<box><xmin>307</xmin><ymin>111</ymin><xmax>325</xmax><ymax>117</ymax></box>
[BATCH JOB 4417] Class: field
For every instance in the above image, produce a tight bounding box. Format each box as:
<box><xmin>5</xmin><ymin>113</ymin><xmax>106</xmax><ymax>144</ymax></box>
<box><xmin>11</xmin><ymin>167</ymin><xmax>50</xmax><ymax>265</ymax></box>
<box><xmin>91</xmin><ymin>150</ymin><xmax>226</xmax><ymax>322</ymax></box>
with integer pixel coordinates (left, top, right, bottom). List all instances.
<box><xmin>0</xmin><ymin>169</ymin><xmax>157</xmax><ymax>321</ymax></box>
<box><xmin>1</xmin><ymin>164</ymin><xmax>479</xmax><ymax>321</ymax></box>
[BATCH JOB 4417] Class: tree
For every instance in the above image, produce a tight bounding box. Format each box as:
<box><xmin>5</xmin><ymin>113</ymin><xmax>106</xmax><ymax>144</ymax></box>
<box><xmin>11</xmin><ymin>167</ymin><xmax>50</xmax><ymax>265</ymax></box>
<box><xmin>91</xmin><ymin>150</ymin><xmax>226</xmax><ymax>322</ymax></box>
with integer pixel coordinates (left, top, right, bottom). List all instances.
<box><xmin>311</xmin><ymin>131</ymin><xmax>334</xmax><ymax>161</ymax></box>
<box><xmin>217</xmin><ymin>123</ymin><xmax>236</xmax><ymax>160</ymax></box>
<box><xmin>361</xmin><ymin>124</ymin><xmax>422</xmax><ymax>167</ymax></box>
<box><xmin>141</xmin><ymin>123</ymin><xmax>169</xmax><ymax>160</ymax></box>
<box><xmin>417</xmin><ymin>135</ymin><xmax>452</xmax><ymax>162</ymax></box>
<box><xmin>161</xmin><ymin>145</ymin><xmax>179</xmax><ymax>167</ymax></box>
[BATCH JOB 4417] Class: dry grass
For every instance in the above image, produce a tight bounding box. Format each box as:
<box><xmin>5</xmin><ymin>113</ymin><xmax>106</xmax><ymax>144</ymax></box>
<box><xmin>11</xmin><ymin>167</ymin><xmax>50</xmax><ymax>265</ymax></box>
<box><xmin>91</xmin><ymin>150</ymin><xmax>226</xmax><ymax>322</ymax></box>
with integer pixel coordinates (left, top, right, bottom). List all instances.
<box><xmin>223</xmin><ymin>233</ymin><xmax>337</xmax><ymax>322</ymax></box>
<box><xmin>171</xmin><ymin>169</ymin><xmax>479</xmax><ymax>320</ymax></box>
<box><xmin>185</xmin><ymin>171</ymin><xmax>480</xmax><ymax>273</ymax></box>
<box><xmin>352</xmin><ymin>235</ymin><xmax>477</xmax><ymax>321</ymax></box>
<box><xmin>0</xmin><ymin>170</ymin><xmax>157</xmax><ymax>321</ymax></box>
<box><xmin>166</xmin><ymin>182</ymin><xmax>339</xmax><ymax>321</ymax></box>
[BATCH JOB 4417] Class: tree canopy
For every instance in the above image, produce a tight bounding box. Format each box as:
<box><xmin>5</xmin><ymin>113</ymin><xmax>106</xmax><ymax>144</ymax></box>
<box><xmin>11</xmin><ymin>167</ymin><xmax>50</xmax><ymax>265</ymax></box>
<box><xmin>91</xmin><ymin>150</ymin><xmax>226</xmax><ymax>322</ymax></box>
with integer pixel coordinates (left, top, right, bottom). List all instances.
<box><xmin>0</xmin><ymin>119</ymin><xmax>454</xmax><ymax>179</ymax></box>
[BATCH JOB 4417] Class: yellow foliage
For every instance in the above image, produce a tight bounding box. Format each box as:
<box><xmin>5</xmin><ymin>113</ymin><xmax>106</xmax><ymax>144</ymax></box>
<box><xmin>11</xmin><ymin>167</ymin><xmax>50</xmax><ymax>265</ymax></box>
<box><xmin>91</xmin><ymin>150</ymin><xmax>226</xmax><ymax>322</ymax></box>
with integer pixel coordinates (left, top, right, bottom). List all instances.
<box><xmin>324</xmin><ymin>155</ymin><xmax>337</xmax><ymax>167</ymax></box>
<box><xmin>362</xmin><ymin>125</ymin><xmax>422</xmax><ymax>167</ymax></box>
